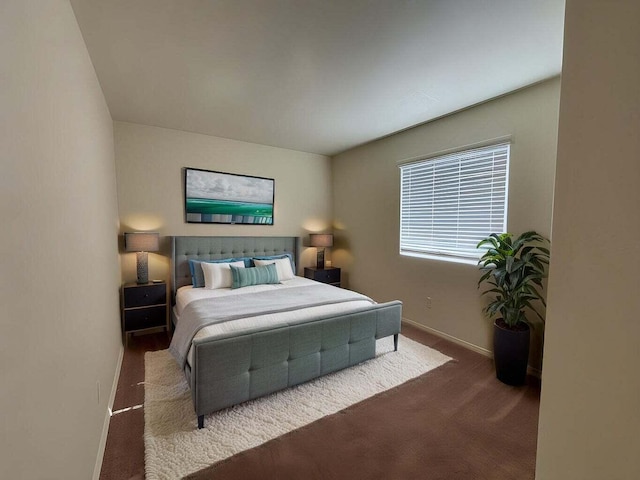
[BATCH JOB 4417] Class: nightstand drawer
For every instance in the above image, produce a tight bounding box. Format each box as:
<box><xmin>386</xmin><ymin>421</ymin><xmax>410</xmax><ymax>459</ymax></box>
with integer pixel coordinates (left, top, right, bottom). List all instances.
<box><xmin>123</xmin><ymin>284</ymin><xmax>166</xmax><ymax>308</ymax></box>
<box><xmin>304</xmin><ymin>267</ymin><xmax>341</xmax><ymax>286</ymax></box>
<box><xmin>124</xmin><ymin>305</ymin><xmax>166</xmax><ymax>331</ymax></box>
<box><xmin>315</xmin><ymin>269</ymin><xmax>340</xmax><ymax>284</ymax></box>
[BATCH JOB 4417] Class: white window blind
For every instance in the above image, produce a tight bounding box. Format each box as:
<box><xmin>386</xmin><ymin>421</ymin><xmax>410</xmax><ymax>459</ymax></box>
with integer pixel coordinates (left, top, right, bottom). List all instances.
<box><xmin>399</xmin><ymin>143</ymin><xmax>509</xmax><ymax>263</ymax></box>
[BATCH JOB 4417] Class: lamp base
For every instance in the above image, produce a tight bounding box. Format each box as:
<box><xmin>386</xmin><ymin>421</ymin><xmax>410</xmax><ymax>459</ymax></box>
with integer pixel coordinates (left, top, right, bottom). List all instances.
<box><xmin>316</xmin><ymin>249</ymin><xmax>325</xmax><ymax>270</ymax></box>
<box><xmin>136</xmin><ymin>251</ymin><xmax>149</xmax><ymax>284</ymax></box>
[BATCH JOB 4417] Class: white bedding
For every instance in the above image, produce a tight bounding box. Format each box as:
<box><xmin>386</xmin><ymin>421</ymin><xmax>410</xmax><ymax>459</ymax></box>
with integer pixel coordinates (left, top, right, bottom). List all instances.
<box><xmin>175</xmin><ymin>277</ymin><xmax>375</xmax><ymax>366</ymax></box>
<box><xmin>176</xmin><ymin>276</ymin><xmax>317</xmax><ymax>316</ymax></box>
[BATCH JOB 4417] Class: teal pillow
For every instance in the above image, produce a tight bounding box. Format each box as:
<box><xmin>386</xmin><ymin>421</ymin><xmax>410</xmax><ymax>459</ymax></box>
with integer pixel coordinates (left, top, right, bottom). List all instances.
<box><xmin>230</xmin><ymin>263</ymin><xmax>279</xmax><ymax>289</ymax></box>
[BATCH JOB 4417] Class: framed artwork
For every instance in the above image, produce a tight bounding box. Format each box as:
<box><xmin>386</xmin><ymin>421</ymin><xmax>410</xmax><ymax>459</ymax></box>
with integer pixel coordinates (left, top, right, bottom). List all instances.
<box><xmin>184</xmin><ymin>167</ymin><xmax>275</xmax><ymax>225</ymax></box>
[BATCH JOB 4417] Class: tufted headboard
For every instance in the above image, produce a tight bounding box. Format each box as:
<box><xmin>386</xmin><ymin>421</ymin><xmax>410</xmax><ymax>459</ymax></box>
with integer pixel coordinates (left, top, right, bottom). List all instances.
<box><xmin>171</xmin><ymin>236</ymin><xmax>301</xmax><ymax>302</ymax></box>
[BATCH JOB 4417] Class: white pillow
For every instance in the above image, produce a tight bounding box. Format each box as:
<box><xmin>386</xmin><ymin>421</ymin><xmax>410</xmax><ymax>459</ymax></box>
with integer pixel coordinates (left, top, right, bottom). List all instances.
<box><xmin>253</xmin><ymin>258</ymin><xmax>295</xmax><ymax>281</ymax></box>
<box><xmin>202</xmin><ymin>261</ymin><xmax>245</xmax><ymax>289</ymax></box>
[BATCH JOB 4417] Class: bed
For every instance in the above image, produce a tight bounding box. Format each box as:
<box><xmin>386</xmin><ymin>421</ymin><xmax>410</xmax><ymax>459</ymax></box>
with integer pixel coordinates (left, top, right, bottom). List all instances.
<box><xmin>169</xmin><ymin>236</ymin><xmax>402</xmax><ymax>428</ymax></box>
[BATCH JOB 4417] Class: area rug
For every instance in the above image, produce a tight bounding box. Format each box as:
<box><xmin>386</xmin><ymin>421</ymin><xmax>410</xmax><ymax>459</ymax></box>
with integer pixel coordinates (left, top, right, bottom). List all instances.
<box><xmin>144</xmin><ymin>334</ymin><xmax>451</xmax><ymax>480</ymax></box>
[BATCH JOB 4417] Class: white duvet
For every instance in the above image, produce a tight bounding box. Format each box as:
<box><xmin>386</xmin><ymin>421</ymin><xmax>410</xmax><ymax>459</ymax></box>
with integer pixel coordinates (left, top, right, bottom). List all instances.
<box><xmin>175</xmin><ymin>277</ymin><xmax>374</xmax><ymax>366</ymax></box>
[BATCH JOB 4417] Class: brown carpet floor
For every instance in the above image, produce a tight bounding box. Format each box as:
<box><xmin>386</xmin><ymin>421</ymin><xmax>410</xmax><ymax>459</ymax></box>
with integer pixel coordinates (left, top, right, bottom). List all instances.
<box><xmin>100</xmin><ymin>324</ymin><xmax>540</xmax><ymax>480</ymax></box>
<box><xmin>100</xmin><ymin>332</ymin><xmax>170</xmax><ymax>480</ymax></box>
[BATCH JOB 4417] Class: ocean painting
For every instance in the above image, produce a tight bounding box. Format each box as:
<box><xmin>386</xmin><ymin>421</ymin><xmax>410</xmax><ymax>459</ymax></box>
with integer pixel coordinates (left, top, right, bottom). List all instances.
<box><xmin>185</xmin><ymin>168</ymin><xmax>274</xmax><ymax>225</ymax></box>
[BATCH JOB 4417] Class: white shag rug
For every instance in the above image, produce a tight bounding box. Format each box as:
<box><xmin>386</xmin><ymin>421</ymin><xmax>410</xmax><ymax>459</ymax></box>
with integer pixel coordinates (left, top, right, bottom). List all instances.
<box><xmin>144</xmin><ymin>334</ymin><xmax>451</xmax><ymax>480</ymax></box>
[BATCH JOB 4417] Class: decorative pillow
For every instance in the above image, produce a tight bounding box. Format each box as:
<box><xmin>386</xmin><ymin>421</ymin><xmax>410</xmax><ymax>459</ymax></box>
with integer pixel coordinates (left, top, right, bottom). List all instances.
<box><xmin>252</xmin><ymin>253</ymin><xmax>295</xmax><ymax>272</ymax></box>
<box><xmin>230</xmin><ymin>263</ymin><xmax>279</xmax><ymax>289</ymax></box>
<box><xmin>189</xmin><ymin>257</ymin><xmax>252</xmax><ymax>287</ymax></box>
<box><xmin>202</xmin><ymin>261</ymin><xmax>245</xmax><ymax>290</ymax></box>
<box><xmin>253</xmin><ymin>257</ymin><xmax>295</xmax><ymax>281</ymax></box>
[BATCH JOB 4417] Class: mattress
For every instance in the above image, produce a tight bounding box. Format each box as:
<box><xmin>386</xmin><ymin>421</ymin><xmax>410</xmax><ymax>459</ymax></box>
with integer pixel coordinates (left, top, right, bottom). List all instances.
<box><xmin>176</xmin><ymin>277</ymin><xmax>375</xmax><ymax>366</ymax></box>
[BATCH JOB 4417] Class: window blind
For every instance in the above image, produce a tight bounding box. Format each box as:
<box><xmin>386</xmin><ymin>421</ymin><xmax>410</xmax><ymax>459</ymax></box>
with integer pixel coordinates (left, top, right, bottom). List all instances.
<box><xmin>399</xmin><ymin>143</ymin><xmax>509</xmax><ymax>262</ymax></box>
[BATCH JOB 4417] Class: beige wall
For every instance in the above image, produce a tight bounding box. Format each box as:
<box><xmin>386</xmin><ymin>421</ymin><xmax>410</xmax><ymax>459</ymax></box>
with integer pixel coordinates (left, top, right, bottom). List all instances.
<box><xmin>0</xmin><ymin>1</ymin><xmax>122</xmax><ymax>479</ymax></box>
<box><xmin>114</xmin><ymin>122</ymin><xmax>332</xmax><ymax>283</ymax></box>
<box><xmin>332</xmin><ymin>78</ymin><xmax>560</xmax><ymax>369</ymax></box>
<box><xmin>536</xmin><ymin>1</ymin><xmax>640</xmax><ymax>478</ymax></box>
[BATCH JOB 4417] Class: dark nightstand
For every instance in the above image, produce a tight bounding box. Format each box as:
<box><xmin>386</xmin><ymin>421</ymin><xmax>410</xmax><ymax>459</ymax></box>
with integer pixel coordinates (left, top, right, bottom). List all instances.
<box><xmin>121</xmin><ymin>282</ymin><xmax>168</xmax><ymax>346</ymax></box>
<box><xmin>304</xmin><ymin>266</ymin><xmax>341</xmax><ymax>287</ymax></box>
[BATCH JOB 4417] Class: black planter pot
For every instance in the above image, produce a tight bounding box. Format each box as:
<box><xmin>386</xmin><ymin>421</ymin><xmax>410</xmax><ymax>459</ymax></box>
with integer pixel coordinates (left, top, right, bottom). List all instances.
<box><xmin>493</xmin><ymin>319</ymin><xmax>530</xmax><ymax>386</ymax></box>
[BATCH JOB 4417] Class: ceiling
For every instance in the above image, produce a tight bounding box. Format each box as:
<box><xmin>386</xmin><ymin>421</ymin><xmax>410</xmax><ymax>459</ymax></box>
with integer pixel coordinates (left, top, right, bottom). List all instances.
<box><xmin>70</xmin><ymin>0</ymin><xmax>565</xmax><ymax>156</ymax></box>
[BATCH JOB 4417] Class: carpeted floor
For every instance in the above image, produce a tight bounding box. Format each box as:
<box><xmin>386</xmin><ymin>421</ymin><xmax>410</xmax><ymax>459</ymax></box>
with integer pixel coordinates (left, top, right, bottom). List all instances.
<box><xmin>100</xmin><ymin>333</ymin><xmax>170</xmax><ymax>480</ymax></box>
<box><xmin>144</xmin><ymin>335</ymin><xmax>451</xmax><ymax>479</ymax></box>
<box><xmin>100</xmin><ymin>324</ymin><xmax>541</xmax><ymax>480</ymax></box>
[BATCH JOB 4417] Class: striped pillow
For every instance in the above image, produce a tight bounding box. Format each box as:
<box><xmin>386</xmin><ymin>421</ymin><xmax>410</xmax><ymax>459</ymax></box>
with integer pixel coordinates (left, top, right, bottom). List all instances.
<box><xmin>253</xmin><ymin>257</ymin><xmax>295</xmax><ymax>281</ymax></box>
<box><xmin>202</xmin><ymin>261</ymin><xmax>245</xmax><ymax>290</ymax></box>
<box><xmin>230</xmin><ymin>263</ymin><xmax>279</xmax><ymax>289</ymax></box>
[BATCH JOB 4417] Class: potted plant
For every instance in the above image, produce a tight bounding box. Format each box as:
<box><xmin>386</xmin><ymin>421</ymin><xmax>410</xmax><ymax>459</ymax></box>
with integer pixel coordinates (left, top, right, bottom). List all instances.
<box><xmin>477</xmin><ymin>231</ymin><xmax>550</xmax><ymax>386</ymax></box>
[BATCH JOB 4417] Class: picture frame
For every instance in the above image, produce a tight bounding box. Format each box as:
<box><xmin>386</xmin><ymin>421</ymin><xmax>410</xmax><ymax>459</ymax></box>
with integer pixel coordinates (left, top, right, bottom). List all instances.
<box><xmin>184</xmin><ymin>167</ymin><xmax>275</xmax><ymax>225</ymax></box>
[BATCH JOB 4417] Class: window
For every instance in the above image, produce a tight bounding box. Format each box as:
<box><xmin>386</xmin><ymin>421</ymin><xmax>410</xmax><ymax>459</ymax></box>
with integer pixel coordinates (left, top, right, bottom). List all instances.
<box><xmin>399</xmin><ymin>142</ymin><xmax>509</xmax><ymax>264</ymax></box>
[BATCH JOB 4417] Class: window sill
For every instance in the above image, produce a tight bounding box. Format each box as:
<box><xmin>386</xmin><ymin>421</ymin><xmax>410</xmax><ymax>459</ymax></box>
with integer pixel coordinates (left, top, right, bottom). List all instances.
<box><xmin>400</xmin><ymin>251</ymin><xmax>479</xmax><ymax>266</ymax></box>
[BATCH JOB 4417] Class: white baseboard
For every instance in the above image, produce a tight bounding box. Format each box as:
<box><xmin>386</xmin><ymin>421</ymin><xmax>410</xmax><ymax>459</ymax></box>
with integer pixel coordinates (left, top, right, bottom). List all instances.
<box><xmin>402</xmin><ymin>318</ymin><xmax>541</xmax><ymax>378</ymax></box>
<box><xmin>93</xmin><ymin>344</ymin><xmax>124</xmax><ymax>480</ymax></box>
<box><xmin>402</xmin><ymin>317</ymin><xmax>493</xmax><ymax>357</ymax></box>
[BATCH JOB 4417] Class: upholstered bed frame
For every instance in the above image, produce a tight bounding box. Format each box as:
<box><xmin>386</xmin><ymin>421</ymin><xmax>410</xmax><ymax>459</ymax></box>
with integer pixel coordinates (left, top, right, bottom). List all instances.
<box><xmin>171</xmin><ymin>236</ymin><xmax>402</xmax><ymax>428</ymax></box>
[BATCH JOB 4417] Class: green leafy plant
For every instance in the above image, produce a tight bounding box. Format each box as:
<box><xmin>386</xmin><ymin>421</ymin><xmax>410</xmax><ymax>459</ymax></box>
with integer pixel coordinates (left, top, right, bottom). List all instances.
<box><xmin>477</xmin><ymin>231</ymin><xmax>550</xmax><ymax>328</ymax></box>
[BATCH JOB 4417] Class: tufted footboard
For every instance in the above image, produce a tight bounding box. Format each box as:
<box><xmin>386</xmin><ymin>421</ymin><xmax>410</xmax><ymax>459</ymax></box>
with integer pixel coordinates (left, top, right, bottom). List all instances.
<box><xmin>187</xmin><ymin>300</ymin><xmax>402</xmax><ymax>428</ymax></box>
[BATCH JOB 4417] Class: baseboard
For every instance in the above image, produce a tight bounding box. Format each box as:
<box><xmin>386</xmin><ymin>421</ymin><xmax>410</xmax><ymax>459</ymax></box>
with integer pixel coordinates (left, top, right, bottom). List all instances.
<box><xmin>402</xmin><ymin>318</ymin><xmax>541</xmax><ymax>378</ymax></box>
<box><xmin>527</xmin><ymin>365</ymin><xmax>542</xmax><ymax>378</ymax></box>
<box><xmin>402</xmin><ymin>318</ymin><xmax>493</xmax><ymax>357</ymax></box>
<box><xmin>93</xmin><ymin>344</ymin><xmax>125</xmax><ymax>480</ymax></box>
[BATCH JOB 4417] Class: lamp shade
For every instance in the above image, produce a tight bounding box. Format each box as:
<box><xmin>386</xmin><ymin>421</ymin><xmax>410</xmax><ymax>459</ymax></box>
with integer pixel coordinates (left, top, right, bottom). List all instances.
<box><xmin>125</xmin><ymin>232</ymin><xmax>159</xmax><ymax>252</ymax></box>
<box><xmin>309</xmin><ymin>233</ymin><xmax>333</xmax><ymax>248</ymax></box>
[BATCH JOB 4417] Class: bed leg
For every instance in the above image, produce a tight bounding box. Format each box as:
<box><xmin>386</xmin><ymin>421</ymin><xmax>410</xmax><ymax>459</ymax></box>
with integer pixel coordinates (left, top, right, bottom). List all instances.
<box><xmin>394</xmin><ymin>334</ymin><xmax>399</xmax><ymax>352</ymax></box>
<box><xmin>198</xmin><ymin>415</ymin><xmax>204</xmax><ymax>429</ymax></box>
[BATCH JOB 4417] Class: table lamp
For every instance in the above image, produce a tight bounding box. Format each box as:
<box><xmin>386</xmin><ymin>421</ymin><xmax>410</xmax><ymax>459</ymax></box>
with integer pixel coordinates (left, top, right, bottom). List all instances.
<box><xmin>125</xmin><ymin>232</ymin><xmax>159</xmax><ymax>284</ymax></box>
<box><xmin>309</xmin><ymin>233</ymin><xmax>333</xmax><ymax>269</ymax></box>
